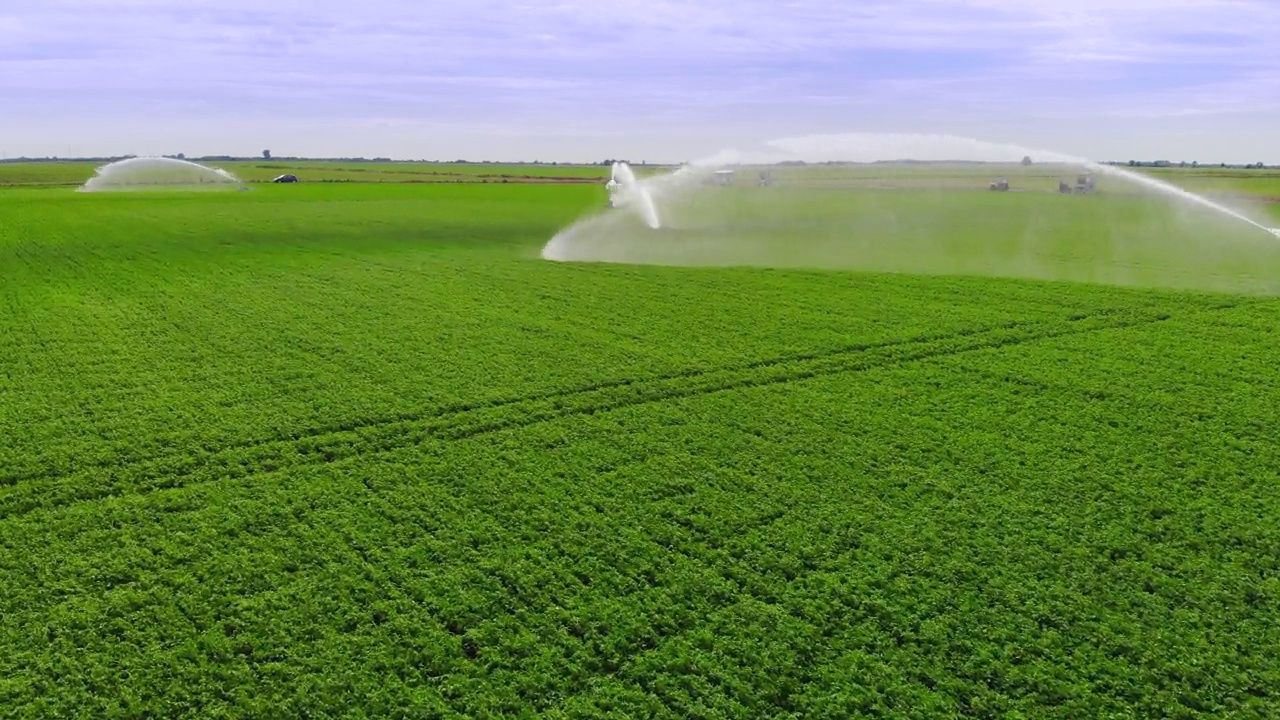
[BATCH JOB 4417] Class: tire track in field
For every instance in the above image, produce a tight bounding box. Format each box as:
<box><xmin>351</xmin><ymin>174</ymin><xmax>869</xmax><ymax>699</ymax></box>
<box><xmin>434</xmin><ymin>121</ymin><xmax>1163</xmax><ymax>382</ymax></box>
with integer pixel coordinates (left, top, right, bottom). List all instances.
<box><xmin>0</xmin><ymin>305</ymin><xmax>1220</xmax><ymax>520</ymax></box>
<box><xmin>0</xmin><ymin>314</ymin><xmax>1067</xmax><ymax>490</ymax></box>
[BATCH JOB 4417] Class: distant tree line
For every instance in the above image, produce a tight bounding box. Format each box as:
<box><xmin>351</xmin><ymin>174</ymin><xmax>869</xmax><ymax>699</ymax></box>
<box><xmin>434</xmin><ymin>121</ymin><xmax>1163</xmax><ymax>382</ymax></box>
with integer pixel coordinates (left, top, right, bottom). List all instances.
<box><xmin>1115</xmin><ymin>160</ymin><xmax>1272</xmax><ymax>170</ymax></box>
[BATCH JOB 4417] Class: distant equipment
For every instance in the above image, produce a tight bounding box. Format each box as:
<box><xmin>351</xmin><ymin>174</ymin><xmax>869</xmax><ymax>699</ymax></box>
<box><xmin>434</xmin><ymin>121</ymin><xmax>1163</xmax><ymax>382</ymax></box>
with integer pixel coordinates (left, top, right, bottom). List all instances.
<box><xmin>605</xmin><ymin>165</ymin><xmax>622</xmax><ymax>207</ymax></box>
<box><xmin>272</xmin><ymin>174</ymin><xmax>299</xmax><ymax>183</ymax></box>
<box><xmin>758</xmin><ymin>170</ymin><xmax>774</xmax><ymax>187</ymax></box>
<box><xmin>989</xmin><ymin>177</ymin><xmax>1010</xmax><ymax>192</ymax></box>
<box><xmin>709</xmin><ymin>170</ymin><xmax>734</xmax><ymax>186</ymax></box>
<box><xmin>1059</xmin><ymin>174</ymin><xmax>1096</xmax><ymax>194</ymax></box>
<box><xmin>601</xmin><ymin>161</ymin><xmax>661</xmax><ymax>228</ymax></box>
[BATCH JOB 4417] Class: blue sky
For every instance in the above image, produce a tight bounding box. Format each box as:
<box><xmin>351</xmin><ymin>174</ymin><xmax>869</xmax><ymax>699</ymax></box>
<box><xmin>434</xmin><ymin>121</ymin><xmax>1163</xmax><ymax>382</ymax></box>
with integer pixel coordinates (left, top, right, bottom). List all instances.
<box><xmin>1</xmin><ymin>0</ymin><xmax>1277</xmax><ymax>162</ymax></box>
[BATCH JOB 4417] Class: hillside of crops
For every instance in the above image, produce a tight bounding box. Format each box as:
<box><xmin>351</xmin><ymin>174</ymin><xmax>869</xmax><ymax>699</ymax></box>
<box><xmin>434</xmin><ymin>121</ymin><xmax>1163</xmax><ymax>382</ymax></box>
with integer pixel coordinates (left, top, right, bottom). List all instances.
<box><xmin>3</xmin><ymin>177</ymin><xmax>1280</xmax><ymax>717</ymax></box>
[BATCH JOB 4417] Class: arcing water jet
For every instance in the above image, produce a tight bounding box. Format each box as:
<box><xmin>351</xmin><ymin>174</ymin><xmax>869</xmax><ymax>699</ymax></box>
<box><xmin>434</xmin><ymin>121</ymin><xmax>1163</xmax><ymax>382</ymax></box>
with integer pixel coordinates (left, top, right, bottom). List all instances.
<box><xmin>80</xmin><ymin>157</ymin><xmax>244</xmax><ymax>192</ymax></box>
<box><xmin>606</xmin><ymin>162</ymin><xmax>661</xmax><ymax>229</ymax></box>
<box><xmin>542</xmin><ymin>133</ymin><xmax>1280</xmax><ymax>294</ymax></box>
<box><xmin>1084</xmin><ymin>162</ymin><xmax>1275</xmax><ymax>238</ymax></box>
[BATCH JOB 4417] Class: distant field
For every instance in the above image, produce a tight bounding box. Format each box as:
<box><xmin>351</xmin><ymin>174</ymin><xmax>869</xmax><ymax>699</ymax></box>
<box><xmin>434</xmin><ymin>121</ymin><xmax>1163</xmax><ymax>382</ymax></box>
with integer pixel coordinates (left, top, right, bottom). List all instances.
<box><xmin>228</xmin><ymin>161</ymin><xmax>613</xmax><ymax>184</ymax></box>
<box><xmin>0</xmin><ymin>160</ymin><xmax>619</xmax><ymax>187</ymax></box>
<box><xmin>3</xmin><ymin>171</ymin><xmax>1280</xmax><ymax>716</ymax></box>
<box><xmin>553</xmin><ymin>165</ymin><xmax>1280</xmax><ymax>295</ymax></box>
<box><xmin>1144</xmin><ymin>167</ymin><xmax>1280</xmax><ymax>199</ymax></box>
<box><xmin>0</xmin><ymin>161</ymin><xmax>100</xmax><ymax>186</ymax></box>
<box><xmin>713</xmin><ymin>163</ymin><xmax>1280</xmax><ymax>200</ymax></box>
<box><xmin>3</xmin><ymin>159</ymin><xmax>1276</xmax><ymax>197</ymax></box>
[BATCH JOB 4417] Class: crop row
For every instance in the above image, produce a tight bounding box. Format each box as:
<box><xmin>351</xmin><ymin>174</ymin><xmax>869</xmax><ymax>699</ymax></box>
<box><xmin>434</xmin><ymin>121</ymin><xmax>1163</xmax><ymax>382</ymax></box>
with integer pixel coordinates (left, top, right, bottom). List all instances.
<box><xmin>0</xmin><ymin>306</ymin><xmax>1185</xmax><ymax>521</ymax></box>
<box><xmin>3</xmin><ymin>315</ymin><xmax>1279</xmax><ymax>716</ymax></box>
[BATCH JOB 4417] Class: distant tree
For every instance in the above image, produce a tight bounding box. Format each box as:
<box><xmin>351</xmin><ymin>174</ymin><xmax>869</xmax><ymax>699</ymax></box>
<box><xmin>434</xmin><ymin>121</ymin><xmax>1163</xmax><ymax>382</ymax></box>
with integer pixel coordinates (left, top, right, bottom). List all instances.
<box><xmin>1191</xmin><ymin>161</ymin><xmax>1198</xmax><ymax>168</ymax></box>
<box><xmin>176</xmin><ymin>152</ymin><xmax>185</xmax><ymax>160</ymax></box>
<box><xmin>1128</xmin><ymin>160</ymin><xmax>1137</xmax><ymax>167</ymax></box>
<box><xmin>263</xmin><ymin>150</ymin><xmax>271</xmax><ymax>160</ymax></box>
<box><xmin>1021</xmin><ymin>156</ymin><xmax>1032</xmax><ymax>165</ymax></box>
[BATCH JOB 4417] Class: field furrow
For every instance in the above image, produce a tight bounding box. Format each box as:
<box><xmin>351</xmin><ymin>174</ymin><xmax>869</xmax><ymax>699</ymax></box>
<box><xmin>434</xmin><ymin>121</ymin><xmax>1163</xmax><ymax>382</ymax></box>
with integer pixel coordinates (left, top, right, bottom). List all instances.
<box><xmin>1</xmin><ymin>306</ymin><xmax>1188</xmax><ymax>520</ymax></box>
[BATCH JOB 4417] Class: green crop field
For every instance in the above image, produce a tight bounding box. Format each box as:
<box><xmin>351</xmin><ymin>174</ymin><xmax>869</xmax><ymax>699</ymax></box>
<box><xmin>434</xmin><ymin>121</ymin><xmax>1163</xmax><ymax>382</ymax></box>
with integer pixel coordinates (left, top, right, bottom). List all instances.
<box><xmin>0</xmin><ymin>160</ymin><xmax>633</xmax><ymax>187</ymax></box>
<box><xmin>3</xmin><ymin>168</ymin><xmax>1280</xmax><ymax>717</ymax></box>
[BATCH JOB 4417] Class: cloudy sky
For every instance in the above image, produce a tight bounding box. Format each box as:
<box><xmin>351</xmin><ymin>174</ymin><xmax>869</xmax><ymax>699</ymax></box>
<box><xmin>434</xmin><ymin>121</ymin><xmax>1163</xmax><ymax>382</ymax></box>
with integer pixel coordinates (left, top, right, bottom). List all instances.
<box><xmin>2</xmin><ymin>1</ymin><xmax>1277</xmax><ymax>163</ymax></box>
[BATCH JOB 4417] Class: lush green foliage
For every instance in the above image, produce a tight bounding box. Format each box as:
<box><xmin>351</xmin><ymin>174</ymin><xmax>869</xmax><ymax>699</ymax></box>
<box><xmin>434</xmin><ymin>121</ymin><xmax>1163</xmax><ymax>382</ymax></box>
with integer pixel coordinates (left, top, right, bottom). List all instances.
<box><xmin>2</xmin><ymin>178</ymin><xmax>1280</xmax><ymax>717</ymax></box>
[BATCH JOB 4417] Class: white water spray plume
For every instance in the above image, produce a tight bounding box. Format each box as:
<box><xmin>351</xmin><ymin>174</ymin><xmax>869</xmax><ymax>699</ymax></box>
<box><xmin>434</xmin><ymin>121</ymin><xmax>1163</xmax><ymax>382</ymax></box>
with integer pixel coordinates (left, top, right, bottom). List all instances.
<box><xmin>80</xmin><ymin>157</ymin><xmax>244</xmax><ymax>192</ymax></box>
<box><xmin>544</xmin><ymin>133</ymin><xmax>1280</xmax><ymax>295</ymax></box>
<box><xmin>607</xmin><ymin>162</ymin><xmax>661</xmax><ymax>229</ymax></box>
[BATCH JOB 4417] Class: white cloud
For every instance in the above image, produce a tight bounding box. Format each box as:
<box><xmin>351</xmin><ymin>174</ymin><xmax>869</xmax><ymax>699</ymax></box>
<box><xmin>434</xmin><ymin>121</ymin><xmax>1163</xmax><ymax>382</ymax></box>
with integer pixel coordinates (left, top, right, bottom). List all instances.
<box><xmin>0</xmin><ymin>1</ymin><xmax>1277</xmax><ymax>160</ymax></box>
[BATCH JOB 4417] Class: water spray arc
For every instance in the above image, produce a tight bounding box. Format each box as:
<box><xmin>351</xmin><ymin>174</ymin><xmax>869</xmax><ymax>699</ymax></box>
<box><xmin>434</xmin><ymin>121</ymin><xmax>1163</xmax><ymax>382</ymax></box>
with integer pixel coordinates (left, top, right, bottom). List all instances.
<box><xmin>541</xmin><ymin>133</ymin><xmax>1280</xmax><ymax>293</ymax></box>
<box><xmin>575</xmin><ymin>134</ymin><xmax>1278</xmax><ymax>244</ymax></box>
<box><xmin>79</xmin><ymin>157</ymin><xmax>244</xmax><ymax>192</ymax></box>
<box><xmin>1083</xmin><ymin>162</ymin><xmax>1275</xmax><ymax>238</ymax></box>
<box><xmin>605</xmin><ymin>162</ymin><xmax>661</xmax><ymax>230</ymax></box>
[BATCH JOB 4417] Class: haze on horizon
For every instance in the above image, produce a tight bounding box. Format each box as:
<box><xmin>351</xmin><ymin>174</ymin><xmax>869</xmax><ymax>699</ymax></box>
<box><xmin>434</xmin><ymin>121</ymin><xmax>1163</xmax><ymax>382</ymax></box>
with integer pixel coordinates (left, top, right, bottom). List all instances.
<box><xmin>2</xmin><ymin>1</ymin><xmax>1277</xmax><ymax>165</ymax></box>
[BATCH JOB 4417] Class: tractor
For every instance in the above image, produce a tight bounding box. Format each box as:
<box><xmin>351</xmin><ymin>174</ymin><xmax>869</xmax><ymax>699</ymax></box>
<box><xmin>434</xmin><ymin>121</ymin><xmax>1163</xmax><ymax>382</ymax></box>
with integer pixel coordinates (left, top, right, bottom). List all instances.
<box><xmin>1059</xmin><ymin>173</ymin><xmax>1096</xmax><ymax>194</ymax></box>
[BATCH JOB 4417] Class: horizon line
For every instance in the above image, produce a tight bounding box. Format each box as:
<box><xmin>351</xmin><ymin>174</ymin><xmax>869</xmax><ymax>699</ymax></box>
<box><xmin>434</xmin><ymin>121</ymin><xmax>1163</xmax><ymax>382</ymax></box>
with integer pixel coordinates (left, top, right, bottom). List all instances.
<box><xmin>1</xmin><ymin>155</ymin><xmax>1274</xmax><ymax>169</ymax></box>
